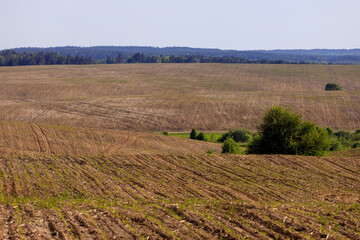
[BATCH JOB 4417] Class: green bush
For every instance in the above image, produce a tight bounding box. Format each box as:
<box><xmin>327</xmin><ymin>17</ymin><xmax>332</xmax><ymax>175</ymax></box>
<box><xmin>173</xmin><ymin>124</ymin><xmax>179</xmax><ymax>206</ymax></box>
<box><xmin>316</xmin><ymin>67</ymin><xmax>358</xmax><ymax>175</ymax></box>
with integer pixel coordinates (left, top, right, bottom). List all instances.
<box><xmin>334</xmin><ymin>130</ymin><xmax>351</xmax><ymax>140</ymax></box>
<box><xmin>353</xmin><ymin>142</ymin><xmax>360</xmax><ymax>148</ymax></box>
<box><xmin>190</xmin><ymin>128</ymin><xmax>198</xmax><ymax>139</ymax></box>
<box><xmin>351</xmin><ymin>133</ymin><xmax>360</xmax><ymax>142</ymax></box>
<box><xmin>247</xmin><ymin>106</ymin><xmax>301</xmax><ymax>155</ymax></box>
<box><xmin>218</xmin><ymin>129</ymin><xmax>254</xmax><ymax>143</ymax></box>
<box><xmin>162</xmin><ymin>131</ymin><xmax>169</xmax><ymax>136</ymax></box>
<box><xmin>222</xmin><ymin>138</ymin><xmax>240</xmax><ymax>154</ymax></box>
<box><xmin>243</xmin><ymin>134</ymin><xmax>253</xmax><ymax>143</ymax></box>
<box><xmin>329</xmin><ymin>137</ymin><xmax>344</xmax><ymax>151</ymax></box>
<box><xmin>325</xmin><ymin>83</ymin><xmax>342</xmax><ymax>91</ymax></box>
<box><xmin>326</xmin><ymin>127</ymin><xmax>334</xmax><ymax>135</ymax></box>
<box><xmin>196</xmin><ymin>132</ymin><xmax>206</xmax><ymax>141</ymax></box>
<box><xmin>327</xmin><ymin>130</ymin><xmax>360</xmax><ymax>151</ymax></box>
<box><xmin>296</xmin><ymin>122</ymin><xmax>331</xmax><ymax>156</ymax></box>
<box><xmin>247</xmin><ymin>106</ymin><xmax>331</xmax><ymax>156</ymax></box>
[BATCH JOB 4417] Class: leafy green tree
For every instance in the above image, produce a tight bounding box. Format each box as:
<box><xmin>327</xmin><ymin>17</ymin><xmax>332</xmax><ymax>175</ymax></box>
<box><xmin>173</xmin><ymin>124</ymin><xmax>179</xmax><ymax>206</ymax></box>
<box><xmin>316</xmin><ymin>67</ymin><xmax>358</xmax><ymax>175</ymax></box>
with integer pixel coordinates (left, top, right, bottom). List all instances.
<box><xmin>190</xmin><ymin>128</ymin><xmax>198</xmax><ymax>139</ymax></box>
<box><xmin>248</xmin><ymin>106</ymin><xmax>331</xmax><ymax>156</ymax></box>
<box><xmin>132</xmin><ymin>53</ymin><xmax>145</xmax><ymax>63</ymax></box>
<box><xmin>248</xmin><ymin>106</ymin><xmax>301</xmax><ymax>154</ymax></box>
<box><xmin>106</xmin><ymin>57</ymin><xmax>116</xmax><ymax>64</ymax></box>
<box><xmin>115</xmin><ymin>53</ymin><xmax>124</xmax><ymax>63</ymax></box>
<box><xmin>196</xmin><ymin>132</ymin><xmax>206</xmax><ymax>141</ymax></box>
<box><xmin>329</xmin><ymin>137</ymin><xmax>344</xmax><ymax>151</ymax></box>
<box><xmin>222</xmin><ymin>138</ymin><xmax>240</xmax><ymax>154</ymax></box>
<box><xmin>155</xmin><ymin>56</ymin><xmax>162</xmax><ymax>63</ymax></box>
<box><xmin>296</xmin><ymin>122</ymin><xmax>331</xmax><ymax>156</ymax></box>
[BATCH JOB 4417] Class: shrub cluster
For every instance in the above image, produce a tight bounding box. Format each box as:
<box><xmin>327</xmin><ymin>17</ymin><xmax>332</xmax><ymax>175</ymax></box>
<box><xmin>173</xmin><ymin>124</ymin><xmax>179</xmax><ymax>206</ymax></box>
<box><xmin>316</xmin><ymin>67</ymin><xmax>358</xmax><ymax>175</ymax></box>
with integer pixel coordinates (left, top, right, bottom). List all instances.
<box><xmin>222</xmin><ymin>138</ymin><xmax>240</xmax><ymax>154</ymax></box>
<box><xmin>218</xmin><ymin>129</ymin><xmax>254</xmax><ymax>143</ymax></box>
<box><xmin>328</xmin><ymin>128</ymin><xmax>360</xmax><ymax>151</ymax></box>
<box><xmin>325</xmin><ymin>83</ymin><xmax>342</xmax><ymax>91</ymax></box>
<box><xmin>189</xmin><ymin>128</ymin><xmax>207</xmax><ymax>141</ymax></box>
<box><xmin>247</xmin><ymin>106</ymin><xmax>331</xmax><ymax>156</ymax></box>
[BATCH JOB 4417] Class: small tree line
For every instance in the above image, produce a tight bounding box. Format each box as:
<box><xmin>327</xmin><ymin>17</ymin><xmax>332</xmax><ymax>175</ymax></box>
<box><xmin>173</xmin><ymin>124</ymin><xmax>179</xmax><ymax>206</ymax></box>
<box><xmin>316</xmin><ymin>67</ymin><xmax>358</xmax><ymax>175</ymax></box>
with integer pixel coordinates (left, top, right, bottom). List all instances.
<box><xmin>190</xmin><ymin>129</ymin><xmax>206</xmax><ymax>141</ymax></box>
<box><xmin>0</xmin><ymin>50</ymin><xmax>93</xmax><ymax>66</ymax></box>
<box><xmin>0</xmin><ymin>50</ymin><xmax>300</xmax><ymax>67</ymax></box>
<box><xmin>188</xmin><ymin>106</ymin><xmax>359</xmax><ymax>156</ymax></box>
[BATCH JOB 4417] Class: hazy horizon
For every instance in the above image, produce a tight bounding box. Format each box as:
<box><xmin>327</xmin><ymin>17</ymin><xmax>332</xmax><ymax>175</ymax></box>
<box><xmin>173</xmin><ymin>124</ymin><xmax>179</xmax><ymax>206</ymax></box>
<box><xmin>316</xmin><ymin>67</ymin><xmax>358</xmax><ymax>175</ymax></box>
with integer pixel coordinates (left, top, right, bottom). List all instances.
<box><xmin>1</xmin><ymin>0</ymin><xmax>359</xmax><ymax>50</ymax></box>
<box><xmin>6</xmin><ymin>45</ymin><xmax>360</xmax><ymax>52</ymax></box>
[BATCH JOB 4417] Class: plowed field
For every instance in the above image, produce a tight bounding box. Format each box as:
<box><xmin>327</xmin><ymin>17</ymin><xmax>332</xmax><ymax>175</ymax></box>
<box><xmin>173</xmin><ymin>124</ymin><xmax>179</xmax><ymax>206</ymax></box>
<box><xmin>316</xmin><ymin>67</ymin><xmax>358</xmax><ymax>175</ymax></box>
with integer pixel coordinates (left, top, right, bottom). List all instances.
<box><xmin>0</xmin><ymin>64</ymin><xmax>360</xmax><ymax>131</ymax></box>
<box><xmin>1</xmin><ymin>64</ymin><xmax>360</xmax><ymax>239</ymax></box>
<box><xmin>0</xmin><ymin>154</ymin><xmax>358</xmax><ymax>239</ymax></box>
<box><xmin>328</xmin><ymin>148</ymin><xmax>360</xmax><ymax>158</ymax></box>
<box><xmin>0</xmin><ymin>121</ymin><xmax>220</xmax><ymax>156</ymax></box>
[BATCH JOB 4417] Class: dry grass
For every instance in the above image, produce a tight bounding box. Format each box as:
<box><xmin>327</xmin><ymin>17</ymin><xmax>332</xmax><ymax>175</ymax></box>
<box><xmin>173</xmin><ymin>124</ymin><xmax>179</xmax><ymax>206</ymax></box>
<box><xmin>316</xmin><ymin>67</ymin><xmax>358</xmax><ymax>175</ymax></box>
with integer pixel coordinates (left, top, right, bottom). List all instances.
<box><xmin>1</xmin><ymin>64</ymin><xmax>360</xmax><ymax>131</ymax></box>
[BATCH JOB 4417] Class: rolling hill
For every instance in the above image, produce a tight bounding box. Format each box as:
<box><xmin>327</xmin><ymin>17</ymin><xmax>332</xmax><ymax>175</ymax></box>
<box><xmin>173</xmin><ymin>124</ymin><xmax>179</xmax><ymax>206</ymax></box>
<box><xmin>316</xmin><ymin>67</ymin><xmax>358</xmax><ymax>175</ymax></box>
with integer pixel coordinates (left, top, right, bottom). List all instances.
<box><xmin>0</xmin><ymin>121</ymin><xmax>220</xmax><ymax>156</ymax></box>
<box><xmin>0</xmin><ymin>63</ymin><xmax>359</xmax><ymax>239</ymax></box>
<box><xmin>0</xmin><ymin>153</ymin><xmax>358</xmax><ymax>239</ymax></box>
<box><xmin>0</xmin><ymin>64</ymin><xmax>360</xmax><ymax>131</ymax></box>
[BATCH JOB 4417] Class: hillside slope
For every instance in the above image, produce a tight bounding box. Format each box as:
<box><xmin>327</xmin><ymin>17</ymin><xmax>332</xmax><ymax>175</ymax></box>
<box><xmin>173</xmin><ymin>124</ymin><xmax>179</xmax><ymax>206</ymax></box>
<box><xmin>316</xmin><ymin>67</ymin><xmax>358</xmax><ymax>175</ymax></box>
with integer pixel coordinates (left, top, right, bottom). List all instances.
<box><xmin>0</xmin><ymin>121</ymin><xmax>220</xmax><ymax>156</ymax></box>
<box><xmin>328</xmin><ymin>148</ymin><xmax>360</xmax><ymax>158</ymax></box>
<box><xmin>1</xmin><ymin>64</ymin><xmax>360</xmax><ymax>131</ymax></box>
<box><xmin>0</xmin><ymin>154</ymin><xmax>358</xmax><ymax>239</ymax></box>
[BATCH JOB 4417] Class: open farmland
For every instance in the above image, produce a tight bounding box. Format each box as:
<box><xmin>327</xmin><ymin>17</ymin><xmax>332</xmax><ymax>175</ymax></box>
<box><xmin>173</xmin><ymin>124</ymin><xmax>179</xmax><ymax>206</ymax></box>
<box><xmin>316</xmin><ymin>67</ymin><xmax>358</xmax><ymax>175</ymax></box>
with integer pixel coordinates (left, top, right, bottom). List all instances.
<box><xmin>0</xmin><ymin>121</ymin><xmax>220</xmax><ymax>156</ymax></box>
<box><xmin>0</xmin><ymin>63</ymin><xmax>360</xmax><ymax>239</ymax></box>
<box><xmin>0</xmin><ymin>154</ymin><xmax>358</xmax><ymax>239</ymax></box>
<box><xmin>0</xmin><ymin>64</ymin><xmax>360</xmax><ymax>131</ymax></box>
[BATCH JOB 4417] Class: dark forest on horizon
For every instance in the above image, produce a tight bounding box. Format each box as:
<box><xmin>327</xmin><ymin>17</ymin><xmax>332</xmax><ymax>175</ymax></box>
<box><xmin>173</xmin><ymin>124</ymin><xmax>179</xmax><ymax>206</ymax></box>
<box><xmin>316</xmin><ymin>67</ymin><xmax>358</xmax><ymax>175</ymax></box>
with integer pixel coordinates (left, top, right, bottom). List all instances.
<box><xmin>0</xmin><ymin>50</ymin><xmax>300</xmax><ymax>66</ymax></box>
<box><xmin>2</xmin><ymin>46</ymin><xmax>360</xmax><ymax>66</ymax></box>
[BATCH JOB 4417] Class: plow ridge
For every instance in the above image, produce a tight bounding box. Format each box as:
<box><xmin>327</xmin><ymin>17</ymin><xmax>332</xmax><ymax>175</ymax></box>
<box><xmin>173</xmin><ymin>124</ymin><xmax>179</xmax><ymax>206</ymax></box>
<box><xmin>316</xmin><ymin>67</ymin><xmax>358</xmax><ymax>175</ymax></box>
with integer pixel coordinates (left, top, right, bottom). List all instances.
<box><xmin>0</xmin><ymin>154</ymin><xmax>356</xmax><ymax>239</ymax></box>
<box><xmin>0</xmin><ymin>121</ymin><xmax>220</xmax><ymax>156</ymax></box>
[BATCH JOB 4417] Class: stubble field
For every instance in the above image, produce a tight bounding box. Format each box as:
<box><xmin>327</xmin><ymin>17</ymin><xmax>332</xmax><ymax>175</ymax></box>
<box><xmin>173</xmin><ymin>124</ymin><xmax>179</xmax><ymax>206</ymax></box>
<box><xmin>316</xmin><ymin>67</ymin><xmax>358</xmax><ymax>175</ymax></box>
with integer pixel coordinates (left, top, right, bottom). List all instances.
<box><xmin>0</xmin><ymin>121</ymin><xmax>220</xmax><ymax>156</ymax></box>
<box><xmin>0</xmin><ymin>63</ymin><xmax>360</xmax><ymax>239</ymax></box>
<box><xmin>0</xmin><ymin>64</ymin><xmax>360</xmax><ymax>131</ymax></box>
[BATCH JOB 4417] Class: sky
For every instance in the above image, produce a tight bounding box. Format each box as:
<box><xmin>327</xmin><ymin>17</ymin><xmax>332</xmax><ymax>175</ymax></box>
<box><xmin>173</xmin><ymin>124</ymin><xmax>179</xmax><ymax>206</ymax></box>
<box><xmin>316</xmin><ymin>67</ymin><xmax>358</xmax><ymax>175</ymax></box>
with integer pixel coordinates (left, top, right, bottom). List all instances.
<box><xmin>1</xmin><ymin>0</ymin><xmax>359</xmax><ymax>50</ymax></box>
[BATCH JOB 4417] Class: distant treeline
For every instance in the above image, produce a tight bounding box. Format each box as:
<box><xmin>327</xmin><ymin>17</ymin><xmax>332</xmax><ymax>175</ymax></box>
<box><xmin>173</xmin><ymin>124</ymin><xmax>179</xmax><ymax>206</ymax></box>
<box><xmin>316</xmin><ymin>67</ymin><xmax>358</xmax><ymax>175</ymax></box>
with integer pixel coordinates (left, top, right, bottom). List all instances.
<box><xmin>108</xmin><ymin>53</ymin><xmax>296</xmax><ymax>64</ymax></box>
<box><xmin>0</xmin><ymin>50</ymin><xmax>93</xmax><ymax>66</ymax></box>
<box><xmin>10</xmin><ymin>46</ymin><xmax>360</xmax><ymax>64</ymax></box>
<box><xmin>0</xmin><ymin>50</ymin><xmax>298</xmax><ymax>66</ymax></box>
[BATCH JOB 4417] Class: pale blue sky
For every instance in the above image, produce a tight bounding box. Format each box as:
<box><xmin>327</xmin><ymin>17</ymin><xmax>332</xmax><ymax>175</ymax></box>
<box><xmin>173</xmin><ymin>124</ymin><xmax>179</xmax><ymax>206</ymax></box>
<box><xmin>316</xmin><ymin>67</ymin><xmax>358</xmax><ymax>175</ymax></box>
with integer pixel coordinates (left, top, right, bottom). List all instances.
<box><xmin>1</xmin><ymin>0</ymin><xmax>359</xmax><ymax>50</ymax></box>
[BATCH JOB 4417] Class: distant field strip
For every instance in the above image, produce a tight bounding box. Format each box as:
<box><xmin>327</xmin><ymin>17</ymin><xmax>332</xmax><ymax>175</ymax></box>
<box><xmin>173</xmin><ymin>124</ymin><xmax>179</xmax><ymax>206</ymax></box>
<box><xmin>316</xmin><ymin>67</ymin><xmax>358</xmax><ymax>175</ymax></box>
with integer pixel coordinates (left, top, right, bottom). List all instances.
<box><xmin>0</xmin><ymin>154</ymin><xmax>358</xmax><ymax>239</ymax></box>
<box><xmin>0</xmin><ymin>64</ymin><xmax>360</xmax><ymax>131</ymax></box>
<box><xmin>0</xmin><ymin>121</ymin><xmax>220</xmax><ymax>156</ymax></box>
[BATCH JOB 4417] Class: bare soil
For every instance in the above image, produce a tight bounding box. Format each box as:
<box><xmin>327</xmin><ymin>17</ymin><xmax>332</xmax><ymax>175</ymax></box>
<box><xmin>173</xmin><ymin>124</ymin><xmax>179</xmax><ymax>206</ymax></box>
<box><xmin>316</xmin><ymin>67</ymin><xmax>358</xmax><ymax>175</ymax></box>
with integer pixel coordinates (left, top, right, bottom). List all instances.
<box><xmin>0</xmin><ymin>154</ymin><xmax>358</xmax><ymax>239</ymax></box>
<box><xmin>328</xmin><ymin>148</ymin><xmax>360</xmax><ymax>158</ymax></box>
<box><xmin>0</xmin><ymin>121</ymin><xmax>220</xmax><ymax>156</ymax></box>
